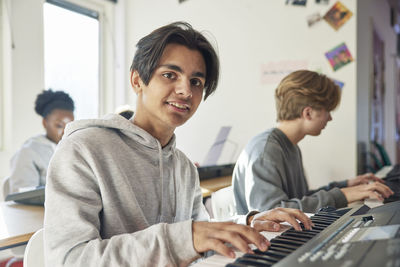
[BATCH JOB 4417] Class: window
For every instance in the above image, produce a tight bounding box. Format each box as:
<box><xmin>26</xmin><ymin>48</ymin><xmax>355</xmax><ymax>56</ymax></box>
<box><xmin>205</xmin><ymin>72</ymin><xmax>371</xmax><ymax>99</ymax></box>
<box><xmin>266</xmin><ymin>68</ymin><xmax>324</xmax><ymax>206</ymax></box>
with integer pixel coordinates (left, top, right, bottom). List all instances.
<box><xmin>44</xmin><ymin>1</ymin><xmax>100</xmax><ymax>119</ymax></box>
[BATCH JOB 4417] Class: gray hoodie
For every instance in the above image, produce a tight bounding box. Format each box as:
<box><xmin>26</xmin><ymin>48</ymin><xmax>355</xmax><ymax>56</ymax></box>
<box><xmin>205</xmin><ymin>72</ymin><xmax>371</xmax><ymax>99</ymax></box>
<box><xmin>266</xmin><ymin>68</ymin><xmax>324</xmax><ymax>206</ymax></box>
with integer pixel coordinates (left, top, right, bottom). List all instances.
<box><xmin>9</xmin><ymin>134</ymin><xmax>56</xmax><ymax>193</ymax></box>
<box><xmin>44</xmin><ymin>114</ymin><xmax>209</xmax><ymax>266</ymax></box>
<box><xmin>233</xmin><ymin>128</ymin><xmax>347</xmax><ymax>214</ymax></box>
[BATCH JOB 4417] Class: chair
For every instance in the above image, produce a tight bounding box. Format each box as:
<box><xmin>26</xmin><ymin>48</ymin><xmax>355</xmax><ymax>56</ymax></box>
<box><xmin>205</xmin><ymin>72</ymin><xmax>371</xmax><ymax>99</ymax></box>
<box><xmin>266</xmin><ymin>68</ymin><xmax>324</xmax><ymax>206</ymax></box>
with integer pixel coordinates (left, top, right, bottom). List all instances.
<box><xmin>366</xmin><ymin>151</ymin><xmax>383</xmax><ymax>173</ymax></box>
<box><xmin>372</xmin><ymin>141</ymin><xmax>392</xmax><ymax>166</ymax></box>
<box><xmin>210</xmin><ymin>186</ymin><xmax>236</xmax><ymax>221</ymax></box>
<box><xmin>23</xmin><ymin>228</ymin><xmax>44</xmax><ymax>267</ymax></box>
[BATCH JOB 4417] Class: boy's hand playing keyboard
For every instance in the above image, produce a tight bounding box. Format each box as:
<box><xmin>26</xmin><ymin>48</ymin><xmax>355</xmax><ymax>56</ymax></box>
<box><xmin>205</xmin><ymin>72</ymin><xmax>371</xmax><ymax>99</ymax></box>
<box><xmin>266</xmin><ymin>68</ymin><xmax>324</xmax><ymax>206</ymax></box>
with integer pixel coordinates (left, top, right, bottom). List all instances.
<box><xmin>250</xmin><ymin>207</ymin><xmax>313</xmax><ymax>232</ymax></box>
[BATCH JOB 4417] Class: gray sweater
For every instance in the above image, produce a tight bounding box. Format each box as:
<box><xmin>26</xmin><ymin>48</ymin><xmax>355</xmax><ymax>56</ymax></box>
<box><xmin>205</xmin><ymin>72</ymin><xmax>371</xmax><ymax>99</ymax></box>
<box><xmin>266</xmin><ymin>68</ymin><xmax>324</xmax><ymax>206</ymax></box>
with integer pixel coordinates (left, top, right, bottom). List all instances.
<box><xmin>9</xmin><ymin>134</ymin><xmax>56</xmax><ymax>193</ymax></box>
<box><xmin>44</xmin><ymin>114</ymin><xmax>210</xmax><ymax>266</ymax></box>
<box><xmin>233</xmin><ymin>128</ymin><xmax>347</xmax><ymax>214</ymax></box>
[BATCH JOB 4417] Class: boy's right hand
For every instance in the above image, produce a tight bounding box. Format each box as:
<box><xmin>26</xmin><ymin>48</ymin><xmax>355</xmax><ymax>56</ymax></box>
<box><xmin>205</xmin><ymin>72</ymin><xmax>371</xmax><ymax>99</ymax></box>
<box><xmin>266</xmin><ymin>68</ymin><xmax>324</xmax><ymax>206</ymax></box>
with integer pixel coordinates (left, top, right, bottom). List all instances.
<box><xmin>192</xmin><ymin>207</ymin><xmax>312</xmax><ymax>258</ymax></box>
<box><xmin>340</xmin><ymin>182</ymin><xmax>394</xmax><ymax>203</ymax></box>
<box><xmin>192</xmin><ymin>221</ymin><xmax>269</xmax><ymax>258</ymax></box>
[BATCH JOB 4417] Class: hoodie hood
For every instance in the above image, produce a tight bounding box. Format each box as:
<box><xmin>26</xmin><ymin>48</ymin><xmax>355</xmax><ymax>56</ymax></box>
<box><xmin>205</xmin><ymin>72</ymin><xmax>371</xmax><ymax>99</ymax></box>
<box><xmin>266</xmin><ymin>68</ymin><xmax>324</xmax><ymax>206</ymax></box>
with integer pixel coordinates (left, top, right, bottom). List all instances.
<box><xmin>63</xmin><ymin>113</ymin><xmax>179</xmax><ymax>223</ymax></box>
<box><xmin>64</xmin><ymin>113</ymin><xmax>176</xmax><ymax>153</ymax></box>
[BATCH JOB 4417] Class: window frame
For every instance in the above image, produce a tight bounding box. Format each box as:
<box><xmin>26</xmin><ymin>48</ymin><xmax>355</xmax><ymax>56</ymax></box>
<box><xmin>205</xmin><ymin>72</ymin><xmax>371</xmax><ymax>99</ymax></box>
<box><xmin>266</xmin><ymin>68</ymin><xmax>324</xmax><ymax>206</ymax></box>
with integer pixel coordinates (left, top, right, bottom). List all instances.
<box><xmin>0</xmin><ymin>0</ymin><xmax>3</xmax><ymax>150</ymax></box>
<box><xmin>44</xmin><ymin>0</ymin><xmax>116</xmax><ymax>117</ymax></box>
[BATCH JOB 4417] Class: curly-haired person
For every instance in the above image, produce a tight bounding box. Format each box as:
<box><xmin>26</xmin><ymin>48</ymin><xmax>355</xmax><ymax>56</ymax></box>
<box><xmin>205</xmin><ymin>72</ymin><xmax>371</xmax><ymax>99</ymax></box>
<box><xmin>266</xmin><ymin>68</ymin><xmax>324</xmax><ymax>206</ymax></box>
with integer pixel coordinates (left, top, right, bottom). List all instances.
<box><xmin>8</xmin><ymin>89</ymin><xmax>74</xmax><ymax>193</ymax></box>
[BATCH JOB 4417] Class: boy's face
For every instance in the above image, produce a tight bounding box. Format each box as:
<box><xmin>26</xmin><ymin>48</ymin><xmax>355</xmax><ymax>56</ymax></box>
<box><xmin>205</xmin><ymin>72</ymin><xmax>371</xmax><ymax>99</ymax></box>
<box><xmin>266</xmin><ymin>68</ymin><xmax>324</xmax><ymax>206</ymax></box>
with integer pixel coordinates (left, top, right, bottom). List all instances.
<box><xmin>131</xmin><ymin>43</ymin><xmax>206</xmax><ymax>135</ymax></box>
<box><xmin>307</xmin><ymin>108</ymin><xmax>332</xmax><ymax>136</ymax></box>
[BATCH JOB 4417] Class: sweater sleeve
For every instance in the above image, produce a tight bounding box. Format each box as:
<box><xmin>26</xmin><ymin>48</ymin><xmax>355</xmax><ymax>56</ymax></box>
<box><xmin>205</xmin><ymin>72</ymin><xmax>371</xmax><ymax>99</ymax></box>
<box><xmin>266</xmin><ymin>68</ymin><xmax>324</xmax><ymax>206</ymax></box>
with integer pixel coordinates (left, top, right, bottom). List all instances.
<box><xmin>9</xmin><ymin>148</ymin><xmax>40</xmax><ymax>193</ymax></box>
<box><xmin>44</xmin><ymin>139</ymin><xmax>200</xmax><ymax>267</ymax></box>
<box><xmin>309</xmin><ymin>180</ymin><xmax>348</xmax><ymax>194</ymax></box>
<box><xmin>246</xmin><ymin>156</ymin><xmax>347</xmax><ymax>214</ymax></box>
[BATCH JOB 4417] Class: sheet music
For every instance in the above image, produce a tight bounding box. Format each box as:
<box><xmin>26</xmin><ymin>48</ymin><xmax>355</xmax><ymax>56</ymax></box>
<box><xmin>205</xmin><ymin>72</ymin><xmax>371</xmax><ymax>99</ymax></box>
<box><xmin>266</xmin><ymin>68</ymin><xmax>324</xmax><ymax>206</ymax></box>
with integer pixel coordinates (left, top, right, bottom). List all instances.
<box><xmin>203</xmin><ymin>126</ymin><xmax>232</xmax><ymax>166</ymax></box>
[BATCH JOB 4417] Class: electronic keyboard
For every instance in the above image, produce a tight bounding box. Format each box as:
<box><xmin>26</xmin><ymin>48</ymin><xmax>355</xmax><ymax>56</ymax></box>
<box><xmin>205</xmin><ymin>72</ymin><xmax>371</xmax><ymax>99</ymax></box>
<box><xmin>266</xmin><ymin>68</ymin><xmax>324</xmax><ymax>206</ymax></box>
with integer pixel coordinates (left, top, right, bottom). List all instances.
<box><xmin>226</xmin><ymin>201</ymin><xmax>400</xmax><ymax>267</ymax></box>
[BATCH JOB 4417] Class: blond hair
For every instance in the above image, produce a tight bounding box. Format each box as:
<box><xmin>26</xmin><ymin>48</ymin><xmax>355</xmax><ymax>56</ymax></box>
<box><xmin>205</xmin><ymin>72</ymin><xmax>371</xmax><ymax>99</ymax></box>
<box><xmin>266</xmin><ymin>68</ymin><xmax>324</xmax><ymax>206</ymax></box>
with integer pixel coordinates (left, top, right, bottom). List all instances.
<box><xmin>275</xmin><ymin>70</ymin><xmax>341</xmax><ymax>121</ymax></box>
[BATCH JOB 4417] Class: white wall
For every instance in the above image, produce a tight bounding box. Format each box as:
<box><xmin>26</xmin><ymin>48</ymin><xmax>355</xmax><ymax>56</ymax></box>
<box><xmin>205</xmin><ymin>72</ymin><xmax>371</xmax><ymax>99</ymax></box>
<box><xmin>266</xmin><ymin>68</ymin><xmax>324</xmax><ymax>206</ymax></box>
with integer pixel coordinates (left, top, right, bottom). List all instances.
<box><xmin>125</xmin><ymin>0</ymin><xmax>358</xmax><ymax>188</ymax></box>
<box><xmin>357</xmin><ymin>0</ymin><xmax>398</xmax><ymax>169</ymax></box>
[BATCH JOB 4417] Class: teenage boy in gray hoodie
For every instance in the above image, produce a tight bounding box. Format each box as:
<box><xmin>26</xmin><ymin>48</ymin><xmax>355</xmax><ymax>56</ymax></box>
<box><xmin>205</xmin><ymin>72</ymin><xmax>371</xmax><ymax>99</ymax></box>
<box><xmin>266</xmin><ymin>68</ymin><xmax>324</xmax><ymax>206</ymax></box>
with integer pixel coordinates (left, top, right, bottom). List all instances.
<box><xmin>233</xmin><ymin>70</ymin><xmax>394</xmax><ymax>215</ymax></box>
<box><xmin>44</xmin><ymin>22</ymin><xmax>312</xmax><ymax>267</ymax></box>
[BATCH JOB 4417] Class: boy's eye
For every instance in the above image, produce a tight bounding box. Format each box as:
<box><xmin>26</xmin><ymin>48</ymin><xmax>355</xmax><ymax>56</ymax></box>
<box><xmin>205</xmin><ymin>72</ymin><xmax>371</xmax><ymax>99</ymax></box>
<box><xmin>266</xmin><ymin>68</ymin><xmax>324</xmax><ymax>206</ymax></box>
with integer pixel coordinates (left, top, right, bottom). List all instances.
<box><xmin>162</xmin><ymin>72</ymin><xmax>176</xmax><ymax>79</ymax></box>
<box><xmin>191</xmin><ymin>78</ymin><xmax>203</xmax><ymax>88</ymax></box>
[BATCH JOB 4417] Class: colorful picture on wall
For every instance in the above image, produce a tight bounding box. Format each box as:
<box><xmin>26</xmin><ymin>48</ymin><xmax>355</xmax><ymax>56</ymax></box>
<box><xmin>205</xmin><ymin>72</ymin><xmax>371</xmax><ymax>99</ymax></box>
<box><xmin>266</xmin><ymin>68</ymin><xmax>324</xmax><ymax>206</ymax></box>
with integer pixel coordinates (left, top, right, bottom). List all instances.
<box><xmin>286</xmin><ymin>0</ymin><xmax>307</xmax><ymax>6</ymax></box>
<box><xmin>323</xmin><ymin>1</ymin><xmax>353</xmax><ymax>31</ymax></box>
<box><xmin>331</xmin><ymin>78</ymin><xmax>344</xmax><ymax>89</ymax></box>
<box><xmin>325</xmin><ymin>43</ymin><xmax>353</xmax><ymax>71</ymax></box>
<box><xmin>307</xmin><ymin>12</ymin><xmax>322</xmax><ymax>27</ymax></box>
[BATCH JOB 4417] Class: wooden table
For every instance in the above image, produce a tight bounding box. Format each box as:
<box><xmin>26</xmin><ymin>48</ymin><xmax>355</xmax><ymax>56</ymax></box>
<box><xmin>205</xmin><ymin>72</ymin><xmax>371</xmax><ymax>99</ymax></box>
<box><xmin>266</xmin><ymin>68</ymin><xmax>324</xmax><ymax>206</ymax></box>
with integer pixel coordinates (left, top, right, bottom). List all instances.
<box><xmin>200</xmin><ymin>175</ymin><xmax>232</xmax><ymax>198</ymax></box>
<box><xmin>0</xmin><ymin>202</ymin><xmax>44</xmax><ymax>250</ymax></box>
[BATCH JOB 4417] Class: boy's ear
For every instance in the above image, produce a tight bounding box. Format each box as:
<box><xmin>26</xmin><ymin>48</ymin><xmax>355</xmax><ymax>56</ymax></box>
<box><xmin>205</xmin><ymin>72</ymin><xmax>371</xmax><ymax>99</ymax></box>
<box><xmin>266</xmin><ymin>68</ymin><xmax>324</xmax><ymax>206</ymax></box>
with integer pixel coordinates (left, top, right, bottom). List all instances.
<box><xmin>302</xmin><ymin>106</ymin><xmax>313</xmax><ymax>120</ymax></box>
<box><xmin>130</xmin><ymin>70</ymin><xmax>143</xmax><ymax>94</ymax></box>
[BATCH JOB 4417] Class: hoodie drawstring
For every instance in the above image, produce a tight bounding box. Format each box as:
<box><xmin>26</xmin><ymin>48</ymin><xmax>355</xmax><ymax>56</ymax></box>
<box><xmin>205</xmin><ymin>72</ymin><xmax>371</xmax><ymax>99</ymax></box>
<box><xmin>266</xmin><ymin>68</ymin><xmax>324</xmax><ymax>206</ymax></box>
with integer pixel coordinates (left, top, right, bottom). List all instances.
<box><xmin>156</xmin><ymin>141</ymin><xmax>176</xmax><ymax>223</ymax></box>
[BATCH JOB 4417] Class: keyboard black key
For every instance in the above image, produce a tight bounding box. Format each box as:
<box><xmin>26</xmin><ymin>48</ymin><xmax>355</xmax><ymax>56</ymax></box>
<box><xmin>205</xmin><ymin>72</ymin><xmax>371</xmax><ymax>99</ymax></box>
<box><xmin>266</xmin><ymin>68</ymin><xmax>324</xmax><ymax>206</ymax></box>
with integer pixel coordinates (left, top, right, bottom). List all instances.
<box><xmin>271</xmin><ymin>237</ymin><xmax>304</xmax><ymax>246</ymax></box>
<box><xmin>253</xmin><ymin>249</ymin><xmax>288</xmax><ymax>258</ymax></box>
<box><xmin>286</xmin><ymin>228</ymin><xmax>321</xmax><ymax>235</ymax></box>
<box><xmin>242</xmin><ymin>253</ymin><xmax>279</xmax><ymax>263</ymax></box>
<box><xmin>269</xmin><ymin>242</ymin><xmax>298</xmax><ymax>251</ymax></box>
<box><xmin>275</xmin><ymin>234</ymin><xmax>310</xmax><ymax>243</ymax></box>
<box><xmin>259</xmin><ymin>246</ymin><xmax>294</xmax><ymax>254</ymax></box>
<box><xmin>316</xmin><ymin>212</ymin><xmax>341</xmax><ymax>219</ymax></box>
<box><xmin>281</xmin><ymin>231</ymin><xmax>314</xmax><ymax>239</ymax></box>
<box><xmin>226</xmin><ymin>262</ymin><xmax>260</xmax><ymax>267</ymax></box>
<box><xmin>311</xmin><ymin>218</ymin><xmax>334</xmax><ymax>225</ymax></box>
<box><xmin>312</xmin><ymin>220</ymin><xmax>335</xmax><ymax>226</ymax></box>
<box><xmin>265</xmin><ymin>247</ymin><xmax>293</xmax><ymax>254</ymax></box>
<box><xmin>312</xmin><ymin>214</ymin><xmax>337</xmax><ymax>221</ymax></box>
<box><xmin>236</xmin><ymin>256</ymin><xmax>273</xmax><ymax>266</ymax></box>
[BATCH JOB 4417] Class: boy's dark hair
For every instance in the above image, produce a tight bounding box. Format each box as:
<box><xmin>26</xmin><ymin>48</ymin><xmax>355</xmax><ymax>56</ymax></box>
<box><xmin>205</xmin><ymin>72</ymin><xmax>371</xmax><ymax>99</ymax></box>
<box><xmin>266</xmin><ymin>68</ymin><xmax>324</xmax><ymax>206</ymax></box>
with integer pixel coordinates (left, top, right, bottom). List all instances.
<box><xmin>130</xmin><ymin>21</ymin><xmax>219</xmax><ymax>100</ymax></box>
<box><xmin>275</xmin><ymin>70</ymin><xmax>341</xmax><ymax>121</ymax></box>
<box><xmin>35</xmin><ymin>89</ymin><xmax>75</xmax><ymax>118</ymax></box>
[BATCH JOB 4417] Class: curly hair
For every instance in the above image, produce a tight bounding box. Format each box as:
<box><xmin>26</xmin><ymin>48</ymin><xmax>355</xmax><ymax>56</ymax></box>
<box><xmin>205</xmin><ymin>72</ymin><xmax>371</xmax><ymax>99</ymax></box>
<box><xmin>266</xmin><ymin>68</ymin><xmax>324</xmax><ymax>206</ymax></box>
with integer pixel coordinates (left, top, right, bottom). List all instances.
<box><xmin>35</xmin><ymin>89</ymin><xmax>75</xmax><ymax>118</ymax></box>
<box><xmin>275</xmin><ymin>70</ymin><xmax>341</xmax><ymax>121</ymax></box>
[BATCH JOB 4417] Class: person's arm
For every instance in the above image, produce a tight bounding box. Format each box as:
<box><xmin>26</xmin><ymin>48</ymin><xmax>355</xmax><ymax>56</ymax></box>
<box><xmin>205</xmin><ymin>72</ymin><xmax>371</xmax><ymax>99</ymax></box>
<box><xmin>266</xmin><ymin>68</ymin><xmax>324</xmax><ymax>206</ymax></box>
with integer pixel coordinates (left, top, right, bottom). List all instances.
<box><xmin>308</xmin><ymin>180</ymin><xmax>348</xmax><ymax>194</ymax></box>
<box><xmin>44</xmin><ymin>139</ymin><xmax>200</xmax><ymax>267</ymax></box>
<box><xmin>9</xmin><ymin>148</ymin><xmax>41</xmax><ymax>193</ymax></box>
<box><xmin>246</xmin><ymin>156</ymin><xmax>347</xmax><ymax>213</ymax></box>
<box><xmin>308</xmin><ymin>172</ymin><xmax>385</xmax><ymax>194</ymax></box>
